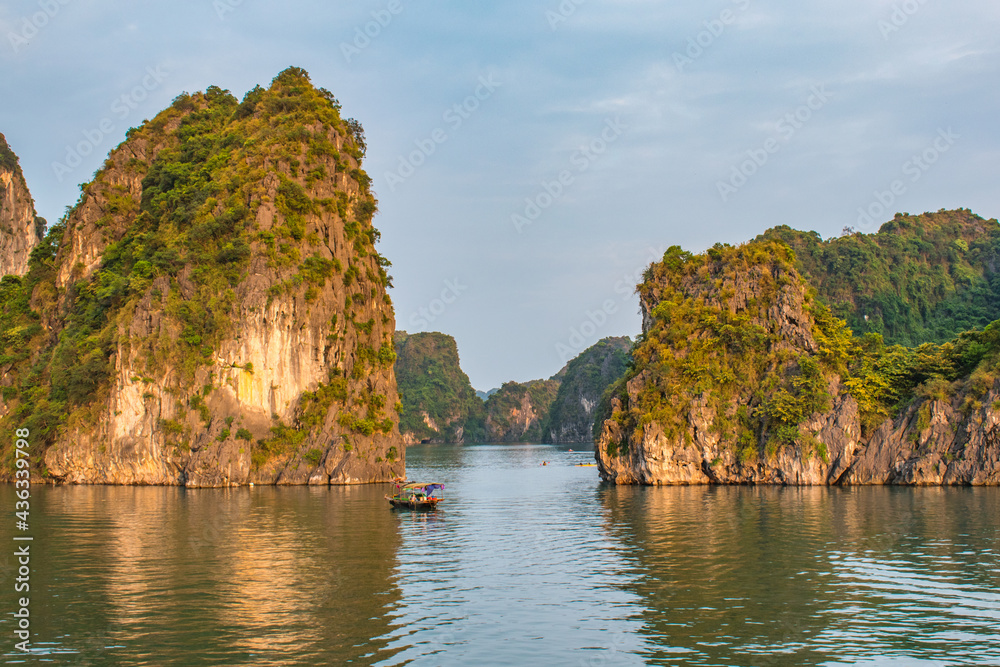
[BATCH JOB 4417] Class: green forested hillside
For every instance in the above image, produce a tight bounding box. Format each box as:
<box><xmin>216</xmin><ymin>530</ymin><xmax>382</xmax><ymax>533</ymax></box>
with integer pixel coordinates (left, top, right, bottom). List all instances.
<box><xmin>393</xmin><ymin>331</ymin><xmax>486</xmax><ymax>442</ymax></box>
<box><xmin>483</xmin><ymin>379</ymin><xmax>560</xmax><ymax>442</ymax></box>
<box><xmin>542</xmin><ymin>336</ymin><xmax>630</xmax><ymax>443</ymax></box>
<box><xmin>600</xmin><ymin>240</ymin><xmax>1000</xmax><ymax>465</ymax></box>
<box><xmin>757</xmin><ymin>209</ymin><xmax>1000</xmax><ymax>346</ymax></box>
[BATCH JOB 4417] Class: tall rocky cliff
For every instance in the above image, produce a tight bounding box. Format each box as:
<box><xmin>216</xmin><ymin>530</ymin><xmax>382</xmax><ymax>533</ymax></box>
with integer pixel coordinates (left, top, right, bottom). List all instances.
<box><xmin>596</xmin><ymin>240</ymin><xmax>1000</xmax><ymax>486</ymax></box>
<box><xmin>0</xmin><ymin>68</ymin><xmax>404</xmax><ymax>486</ymax></box>
<box><xmin>542</xmin><ymin>336</ymin><xmax>630</xmax><ymax>444</ymax></box>
<box><xmin>394</xmin><ymin>330</ymin><xmax>485</xmax><ymax>444</ymax></box>
<box><xmin>484</xmin><ymin>379</ymin><xmax>560</xmax><ymax>442</ymax></box>
<box><xmin>0</xmin><ymin>133</ymin><xmax>43</xmax><ymax>277</ymax></box>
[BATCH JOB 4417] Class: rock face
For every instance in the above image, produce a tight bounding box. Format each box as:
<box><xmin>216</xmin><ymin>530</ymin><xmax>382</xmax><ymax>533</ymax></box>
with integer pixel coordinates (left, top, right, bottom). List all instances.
<box><xmin>484</xmin><ymin>379</ymin><xmax>559</xmax><ymax>442</ymax></box>
<box><xmin>0</xmin><ymin>133</ymin><xmax>43</xmax><ymax>277</ymax></box>
<box><xmin>394</xmin><ymin>330</ymin><xmax>620</xmax><ymax>445</ymax></box>
<box><xmin>542</xmin><ymin>336</ymin><xmax>630</xmax><ymax>444</ymax></box>
<box><xmin>394</xmin><ymin>330</ymin><xmax>485</xmax><ymax>444</ymax></box>
<box><xmin>846</xmin><ymin>395</ymin><xmax>1000</xmax><ymax>485</ymax></box>
<box><xmin>1</xmin><ymin>69</ymin><xmax>404</xmax><ymax>486</ymax></box>
<box><xmin>596</xmin><ymin>242</ymin><xmax>1000</xmax><ymax>486</ymax></box>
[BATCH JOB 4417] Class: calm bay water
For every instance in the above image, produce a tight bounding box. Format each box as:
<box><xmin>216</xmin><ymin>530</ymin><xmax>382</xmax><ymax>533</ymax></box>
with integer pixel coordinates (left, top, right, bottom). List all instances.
<box><xmin>2</xmin><ymin>443</ymin><xmax>999</xmax><ymax>665</ymax></box>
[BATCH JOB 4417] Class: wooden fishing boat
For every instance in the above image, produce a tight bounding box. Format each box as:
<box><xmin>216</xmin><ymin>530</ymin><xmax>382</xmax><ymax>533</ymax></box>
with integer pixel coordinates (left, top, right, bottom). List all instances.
<box><xmin>386</xmin><ymin>482</ymin><xmax>444</xmax><ymax>510</ymax></box>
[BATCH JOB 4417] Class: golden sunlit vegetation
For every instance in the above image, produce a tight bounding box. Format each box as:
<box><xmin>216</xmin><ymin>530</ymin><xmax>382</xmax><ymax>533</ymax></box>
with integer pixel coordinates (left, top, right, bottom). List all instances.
<box><xmin>603</xmin><ymin>237</ymin><xmax>1000</xmax><ymax>462</ymax></box>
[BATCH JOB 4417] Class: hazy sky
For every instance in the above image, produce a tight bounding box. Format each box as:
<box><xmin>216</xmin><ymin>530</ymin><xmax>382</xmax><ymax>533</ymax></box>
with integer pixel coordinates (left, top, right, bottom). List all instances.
<box><xmin>2</xmin><ymin>0</ymin><xmax>999</xmax><ymax>390</ymax></box>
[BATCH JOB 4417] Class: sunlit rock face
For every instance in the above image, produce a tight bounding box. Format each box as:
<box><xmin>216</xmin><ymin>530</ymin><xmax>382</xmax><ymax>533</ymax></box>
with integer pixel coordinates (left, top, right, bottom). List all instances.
<box><xmin>0</xmin><ymin>133</ymin><xmax>42</xmax><ymax>278</ymax></box>
<box><xmin>2</xmin><ymin>70</ymin><xmax>404</xmax><ymax>487</ymax></box>
<box><xmin>597</xmin><ymin>242</ymin><xmax>1000</xmax><ymax>486</ymax></box>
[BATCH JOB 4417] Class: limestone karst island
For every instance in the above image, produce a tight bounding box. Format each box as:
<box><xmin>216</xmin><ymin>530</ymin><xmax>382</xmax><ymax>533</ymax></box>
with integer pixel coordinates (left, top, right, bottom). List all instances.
<box><xmin>2</xmin><ymin>69</ymin><xmax>1000</xmax><ymax>489</ymax></box>
<box><xmin>5</xmin><ymin>5</ymin><xmax>1000</xmax><ymax>656</ymax></box>
<box><xmin>2</xmin><ymin>70</ymin><xmax>402</xmax><ymax>486</ymax></box>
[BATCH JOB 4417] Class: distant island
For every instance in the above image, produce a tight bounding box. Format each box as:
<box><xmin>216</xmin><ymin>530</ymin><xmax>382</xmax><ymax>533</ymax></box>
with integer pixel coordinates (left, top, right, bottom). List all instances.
<box><xmin>393</xmin><ymin>330</ymin><xmax>629</xmax><ymax>444</ymax></box>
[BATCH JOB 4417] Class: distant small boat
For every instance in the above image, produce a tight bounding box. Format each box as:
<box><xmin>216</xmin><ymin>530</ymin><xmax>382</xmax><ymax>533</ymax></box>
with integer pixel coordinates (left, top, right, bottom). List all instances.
<box><xmin>575</xmin><ymin>463</ymin><xmax>597</xmax><ymax>467</ymax></box>
<box><xmin>386</xmin><ymin>482</ymin><xmax>444</xmax><ymax>510</ymax></box>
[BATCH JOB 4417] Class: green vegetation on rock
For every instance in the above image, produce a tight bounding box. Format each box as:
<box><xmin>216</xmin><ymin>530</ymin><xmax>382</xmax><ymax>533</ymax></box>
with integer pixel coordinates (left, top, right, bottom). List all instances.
<box><xmin>601</xmin><ymin>233</ymin><xmax>1000</xmax><ymax>465</ymax></box>
<box><xmin>603</xmin><ymin>242</ymin><xmax>829</xmax><ymax>460</ymax></box>
<box><xmin>0</xmin><ymin>132</ymin><xmax>47</xmax><ymax>244</ymax></box>
<box><xmin>483</xmin><ymin>379</ymin><xmax>560</xmax><ymax>442</ymax></box>
<box><xmin>0</xmin><ymin>67</ymin><xmax>397</xmax><ymax>480</ymax></box>
<box><xmin>758</xmin><ymin>209</ymin><xmax>1000</xmax><ymax>346</ymax></box>
<box><xmin>0</xmin><ymin>133</ymin><xmax>20</xmax><ymax>174</ymax></box>
<box><xmin>393</xmin><ymin>331</ymin><xmax>486</xmax><ymax>443</ymax></box>
<box><xmin>542</xmin><ymin>336</ymin><xmax>630</xmax><ymax>443</ymax></box>
<box><xmin>394</xmin><ymin>331</ymin><xmax>630</xmax><ymax>444</ymax></box>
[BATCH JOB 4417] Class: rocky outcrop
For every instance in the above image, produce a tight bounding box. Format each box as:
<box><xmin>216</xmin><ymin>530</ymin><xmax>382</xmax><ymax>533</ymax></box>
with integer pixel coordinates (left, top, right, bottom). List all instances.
<box><xmin>845</xmin><ymin>392</ymin><xmax>1000</xmax><ymax>485</ymax></box>
<box><xmin>0</xmin><ymin>133</ymin><xmax>43</xmax><ymax>277</ymax></box>
<box><xmin>394</xmin><ymin>331</ymin><xmax>485</xmax><ymax>444</ymax></box>
<box><xmin>51</xmin><ymin>116</ymin><xmax>183</xmax><ymax>297</ymax></box>
<box><xmin>597</xmin><ymin>385</ymin><xmax>862</xmax><ymax>486</ymax></box>
<box><xmin>484</xmin><ymin>379</ymin><xmax>559</xmax><ymax>442</ymax></box>
<box><xmin>2</xmin><ymin>69</ymin><xmax>404</xmax><ymax>486</ymax></box>
<box><xmin>542</xmin><ymin>336</ymin><xmax>630</xmax><ymax>444</ymax></box>
<box><xmin>596</xmin><ymin>241</ymin><xmax>1000</xmax><ymax>486</ymax></box>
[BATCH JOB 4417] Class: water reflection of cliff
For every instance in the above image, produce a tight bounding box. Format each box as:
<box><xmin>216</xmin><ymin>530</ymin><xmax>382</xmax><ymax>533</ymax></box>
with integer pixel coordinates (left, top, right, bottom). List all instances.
<box><xmin>599</xmin><ymin>485</ymin><xmax>1000</xmax><ymax>666</ymax></box>
<box><xmin>29</xmin><ymin>485</ymin><xmax>404</xmax><ymax>665</ymax></box>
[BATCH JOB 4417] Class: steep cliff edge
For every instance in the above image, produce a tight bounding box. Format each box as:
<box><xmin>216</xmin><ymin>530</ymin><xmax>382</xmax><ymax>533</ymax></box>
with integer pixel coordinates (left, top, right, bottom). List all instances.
<box><xmin>845</xmin><ymin>390</ymin><xmax>1000</xmax><ymax>486</ymax></box>
<box><xmin>394</xmin><ymin>331</ymin><xmax>485</xmax><ymax>444</ymax></box>
<box><xmin>596</xmin><ymin>241</ymin><xmax>1000</xmax><ymax>486</ymax></box>
<box><xmin>0</xmin><ymin>68</ymin><xmax>403</xmax><ymax>486</ymax></box>
<box><xmin>484</xmin><ymin>379</ymin><xmax>559</xmax><ymax>442</ymax></box>
<box><xmin>0</xmin><ymin>133</ymin><xmax>43</xmax><ymax>277</ymax></box>
<box><xmin>542</xmin><ymin>336</ymin><xmax>630</xmax><ymax>444</ymax></box>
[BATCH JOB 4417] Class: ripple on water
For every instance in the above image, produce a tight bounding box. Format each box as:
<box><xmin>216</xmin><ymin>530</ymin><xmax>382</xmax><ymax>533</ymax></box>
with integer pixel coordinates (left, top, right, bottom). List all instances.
<box><xmin>1</xmin><ymin>449</ymin><xmax>998</xmax><ymax>665</ymax></box>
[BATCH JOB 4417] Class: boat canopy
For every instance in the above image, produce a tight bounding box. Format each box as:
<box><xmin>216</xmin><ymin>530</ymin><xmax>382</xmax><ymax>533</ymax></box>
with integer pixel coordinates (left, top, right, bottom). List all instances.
<box><xmin>399</xmin><ymin>482</ymin><xmax>444</xmax><ymax>493</ymax></box>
